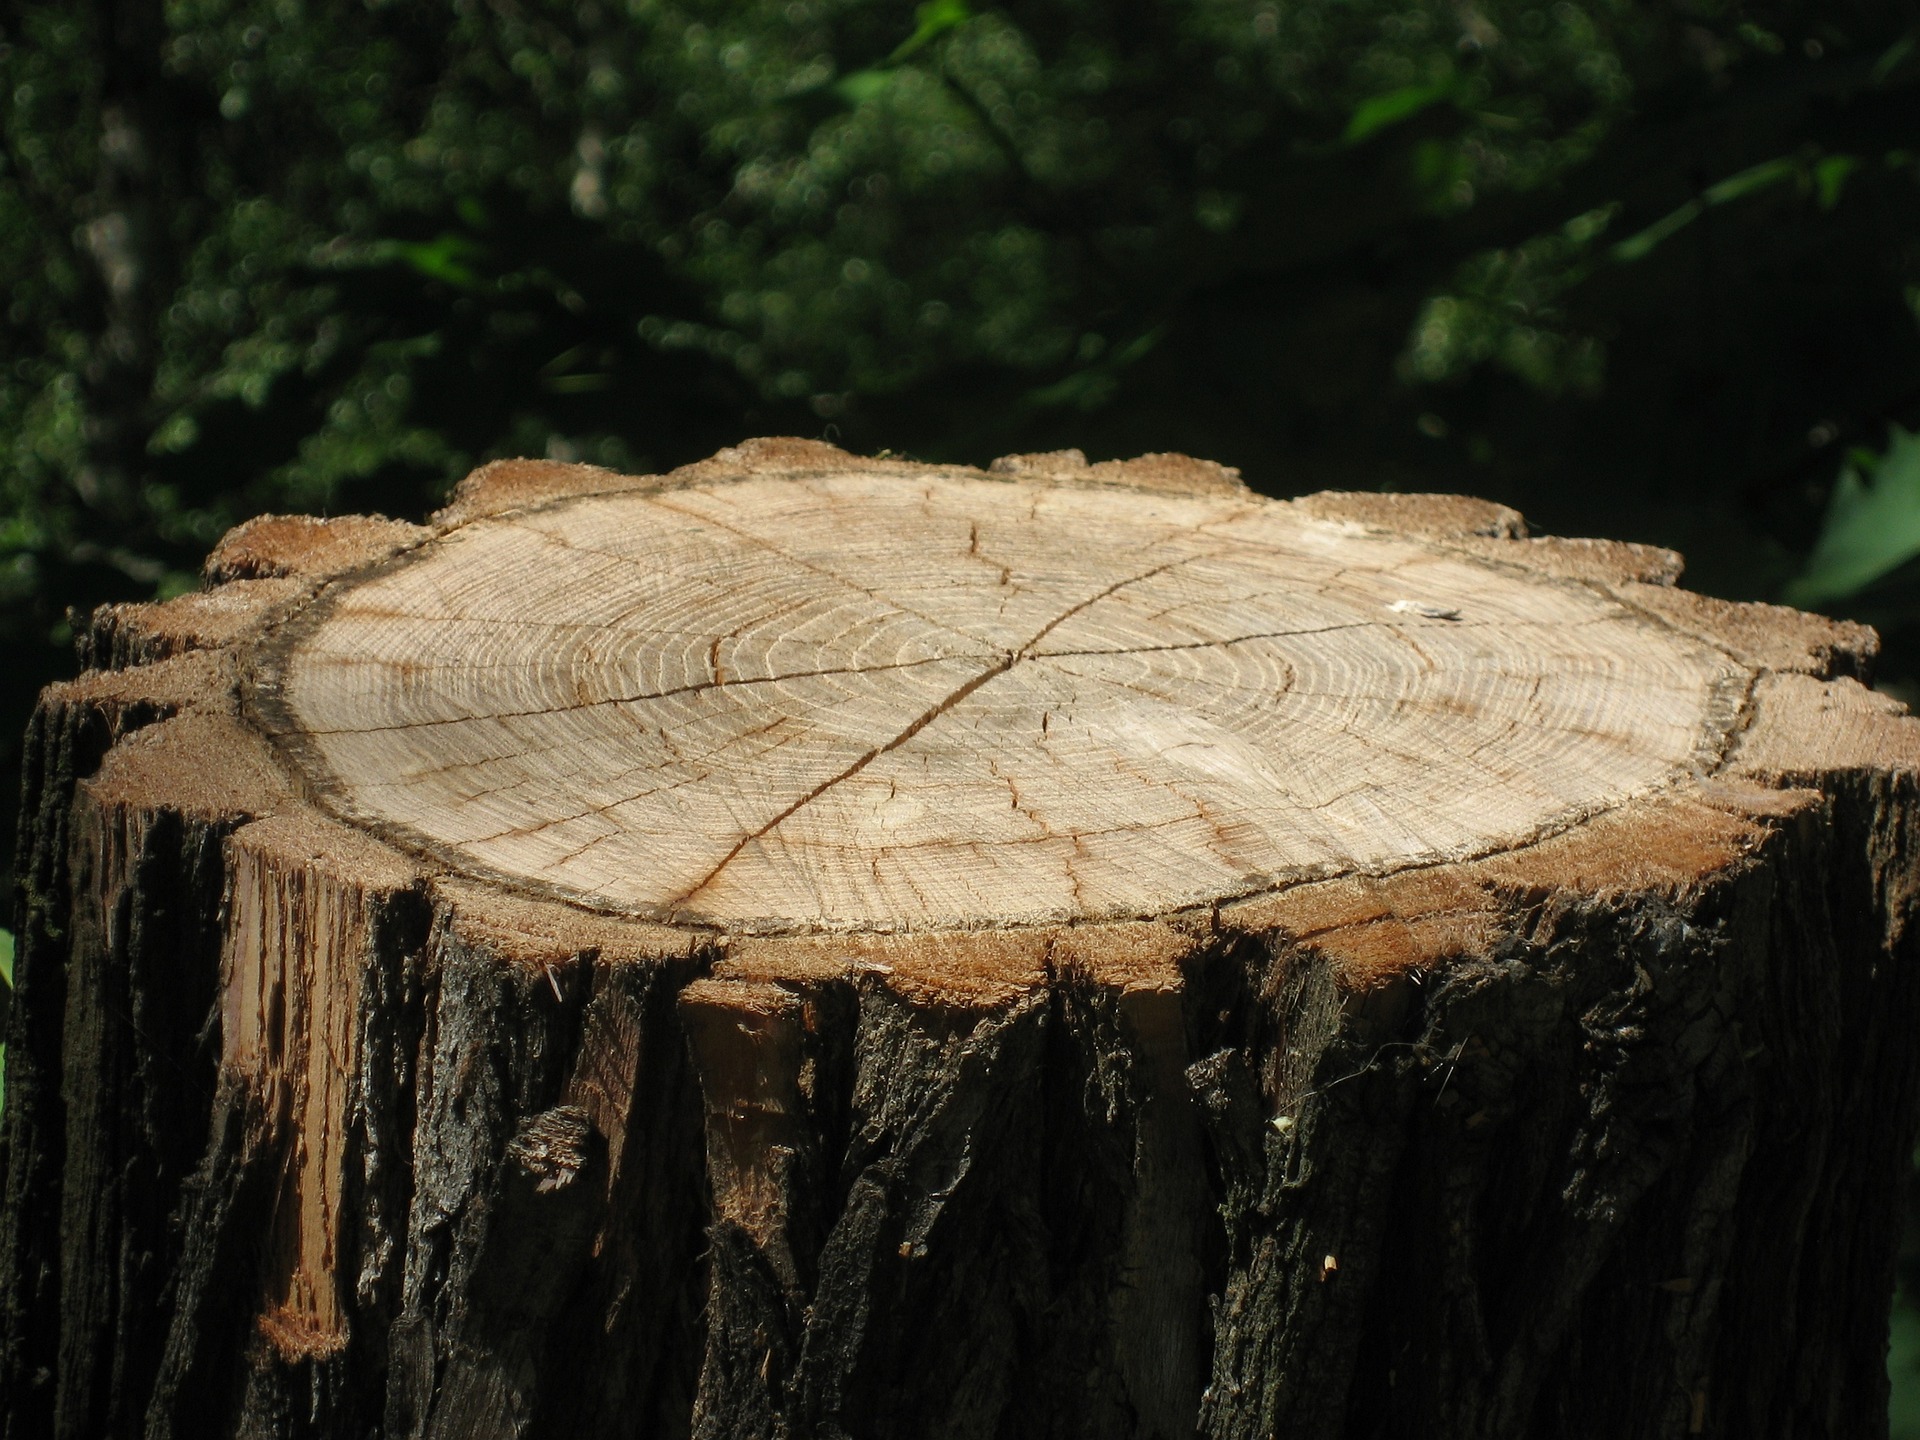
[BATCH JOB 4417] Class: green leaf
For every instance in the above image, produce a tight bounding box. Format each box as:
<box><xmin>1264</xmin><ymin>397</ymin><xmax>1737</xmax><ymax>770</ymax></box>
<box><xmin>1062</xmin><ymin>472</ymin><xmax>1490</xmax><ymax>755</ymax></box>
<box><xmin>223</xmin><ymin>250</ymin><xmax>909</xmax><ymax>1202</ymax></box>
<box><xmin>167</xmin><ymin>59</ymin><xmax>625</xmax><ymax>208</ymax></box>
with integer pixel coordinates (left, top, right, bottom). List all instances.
<box><xmin>1700</xmin><ymin>155</ymin><xmax>1798</xmax><ymax>206</ymax></box>
<box><xmin>798</xmin><ymin>1</ymin><xmax>970</xmax><ymax>114</ymax></box>
<box><xmin>1874</xmin><ymin>31</ymin><xmax>1917</xmax><ymax>86</ymax></box>
<box><xmin>1026</xmin><ymin>327</ymin><xmax>1162</xmax><ymax>410</ymax></box>
<box><xmin>886</xmin><ymin>0</ymin><xmax>971</xmax><ymax>65</ymax></box>
<box><xmin>1786</xmin><ymin>427</ymin><xmax>1920</xmax><ymax>607</ymax></box>
<box><xmin>374</xmin><ymin>234</ymin><xmax>487</xmax><ymax>289</ymax></box>
<box><xmin>1610</xmin><ymin>156</ymin><xmax>1799</xmax><ymax>263</ymax></box>
<box><xmin>832</xmin><ymin>69</ymin><xmax>896</xmax><ymax>107</ymax></box>
<box><xmin>542</xmin><ymin>373</ymin><xmax>614</xmax><ymax>394</ymax></box>
<box><xmin>1814</xmin><ymin>154</ymin><xmax>1860</xmax><ymax>211</ymax></box>
<box><xmin>1344</xmin><ymin>78</ymin><xmax>1456</xmax><ymax>145</ymax></box>
<box><xmin>1609</xmin><ymin>199</ymin><xmax>1702</xmax><ymax>262</ymax></box>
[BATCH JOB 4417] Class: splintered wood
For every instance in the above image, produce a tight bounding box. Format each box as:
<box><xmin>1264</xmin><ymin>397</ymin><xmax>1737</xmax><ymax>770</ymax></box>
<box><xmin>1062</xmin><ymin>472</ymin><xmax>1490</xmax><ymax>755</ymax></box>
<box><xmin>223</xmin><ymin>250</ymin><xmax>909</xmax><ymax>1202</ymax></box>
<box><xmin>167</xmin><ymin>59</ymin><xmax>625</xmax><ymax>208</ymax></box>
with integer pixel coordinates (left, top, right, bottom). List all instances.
<box><xmin>260</xmin><ymin>469</ymin><xmax>1740</xmax><ymax>929</ymax></box>
<box><xmin>7</xmin><ymin>437</ymin><xmax>1919</xmax><ymax>1440</ymax></box>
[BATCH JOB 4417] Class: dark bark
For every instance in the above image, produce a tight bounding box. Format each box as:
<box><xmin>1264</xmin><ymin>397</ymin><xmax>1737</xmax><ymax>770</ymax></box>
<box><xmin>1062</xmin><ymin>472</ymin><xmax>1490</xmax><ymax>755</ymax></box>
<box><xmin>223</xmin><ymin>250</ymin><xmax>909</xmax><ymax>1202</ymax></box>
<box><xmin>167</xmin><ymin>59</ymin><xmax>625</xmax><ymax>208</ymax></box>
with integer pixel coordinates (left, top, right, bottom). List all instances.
<box><xmin>383</xmin><ymin>926</ymin><xmax>595</xmax><ymax>1440</ymax></box>
<box><xmin>54</xmin><ymin>794</ymin><xmax>232</xmax><ymax>1438</ymax></box>
<box><xmin>1</xmin><ymin>677</ymin><xmax>194</xmax><ymax>1440</ymax></box>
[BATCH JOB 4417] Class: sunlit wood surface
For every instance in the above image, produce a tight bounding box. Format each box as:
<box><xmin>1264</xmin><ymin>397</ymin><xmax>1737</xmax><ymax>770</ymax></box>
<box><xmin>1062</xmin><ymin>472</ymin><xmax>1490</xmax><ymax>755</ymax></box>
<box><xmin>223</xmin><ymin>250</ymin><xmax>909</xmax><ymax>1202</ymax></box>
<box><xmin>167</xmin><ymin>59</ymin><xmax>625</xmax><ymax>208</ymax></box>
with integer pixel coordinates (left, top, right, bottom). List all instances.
<box><xmin>265</xmin><ymin>469</ymin><xmax>1739</xmax><ymax>930</ymax></box>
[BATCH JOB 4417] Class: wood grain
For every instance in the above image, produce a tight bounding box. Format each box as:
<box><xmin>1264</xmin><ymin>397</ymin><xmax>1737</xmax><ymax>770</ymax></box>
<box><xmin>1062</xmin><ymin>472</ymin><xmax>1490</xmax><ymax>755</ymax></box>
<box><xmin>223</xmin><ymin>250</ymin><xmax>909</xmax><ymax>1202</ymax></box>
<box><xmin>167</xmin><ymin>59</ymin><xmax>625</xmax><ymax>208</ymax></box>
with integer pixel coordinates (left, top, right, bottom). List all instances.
<box><xmin>259</xmin><ymin>469</ymin><xmax>1742</xmax><ymax>929</ymax></box>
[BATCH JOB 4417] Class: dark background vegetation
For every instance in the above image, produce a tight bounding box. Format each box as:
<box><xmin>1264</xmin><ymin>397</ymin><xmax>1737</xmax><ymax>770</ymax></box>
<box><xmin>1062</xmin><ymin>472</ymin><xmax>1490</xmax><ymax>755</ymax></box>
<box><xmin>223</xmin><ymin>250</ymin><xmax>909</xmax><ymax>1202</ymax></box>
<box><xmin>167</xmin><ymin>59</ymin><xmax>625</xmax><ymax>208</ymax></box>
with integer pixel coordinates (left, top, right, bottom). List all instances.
<box><xmin>6</xmin><ymin>0</ymin><xmax>1920</xmax><ymax>1419</ymax></box>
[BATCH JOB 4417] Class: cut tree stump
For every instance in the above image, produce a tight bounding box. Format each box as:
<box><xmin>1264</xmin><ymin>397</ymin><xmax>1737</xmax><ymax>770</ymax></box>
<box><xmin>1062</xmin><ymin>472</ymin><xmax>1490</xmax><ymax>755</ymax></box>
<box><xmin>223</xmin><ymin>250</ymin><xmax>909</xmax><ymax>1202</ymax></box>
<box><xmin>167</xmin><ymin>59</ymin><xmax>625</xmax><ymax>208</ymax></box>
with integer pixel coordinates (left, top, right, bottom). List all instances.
<box><xmin>4</xmin><ymin>437</ymin><xmax>1920</xmax><ymax>1440</ymax></box>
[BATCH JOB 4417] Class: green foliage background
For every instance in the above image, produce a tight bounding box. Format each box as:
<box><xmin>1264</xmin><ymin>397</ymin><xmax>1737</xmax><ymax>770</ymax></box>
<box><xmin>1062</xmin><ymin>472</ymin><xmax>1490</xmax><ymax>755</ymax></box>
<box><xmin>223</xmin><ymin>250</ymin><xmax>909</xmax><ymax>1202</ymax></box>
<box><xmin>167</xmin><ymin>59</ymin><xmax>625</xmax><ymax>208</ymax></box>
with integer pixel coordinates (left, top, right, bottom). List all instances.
<box><xmin>6</xmin><ymin>0</ymin><xmax>1920</xmax><ymax>1411</ymax></box>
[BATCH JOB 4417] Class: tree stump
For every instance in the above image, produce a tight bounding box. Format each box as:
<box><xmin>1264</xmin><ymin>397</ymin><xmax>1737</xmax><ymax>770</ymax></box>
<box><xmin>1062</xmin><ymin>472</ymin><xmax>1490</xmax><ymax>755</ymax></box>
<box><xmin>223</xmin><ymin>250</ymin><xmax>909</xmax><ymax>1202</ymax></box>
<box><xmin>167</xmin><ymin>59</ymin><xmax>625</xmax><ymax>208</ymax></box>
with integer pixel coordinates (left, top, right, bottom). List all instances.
<box><xmin>4</xmin><ymin>437</ymin><xmax>1920</xmax><ymax>1440</ymax></box>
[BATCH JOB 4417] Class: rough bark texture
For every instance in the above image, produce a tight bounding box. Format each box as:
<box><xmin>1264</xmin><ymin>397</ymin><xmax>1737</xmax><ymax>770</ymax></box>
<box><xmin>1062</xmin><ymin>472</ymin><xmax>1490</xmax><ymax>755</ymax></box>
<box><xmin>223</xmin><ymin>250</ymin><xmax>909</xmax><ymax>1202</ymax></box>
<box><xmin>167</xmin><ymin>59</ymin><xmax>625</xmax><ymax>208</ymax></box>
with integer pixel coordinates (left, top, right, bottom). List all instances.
<box><xmin>3</xmin><ymin>438</ymin><xmax>1918</xmax><ymax>1440</ymax></box>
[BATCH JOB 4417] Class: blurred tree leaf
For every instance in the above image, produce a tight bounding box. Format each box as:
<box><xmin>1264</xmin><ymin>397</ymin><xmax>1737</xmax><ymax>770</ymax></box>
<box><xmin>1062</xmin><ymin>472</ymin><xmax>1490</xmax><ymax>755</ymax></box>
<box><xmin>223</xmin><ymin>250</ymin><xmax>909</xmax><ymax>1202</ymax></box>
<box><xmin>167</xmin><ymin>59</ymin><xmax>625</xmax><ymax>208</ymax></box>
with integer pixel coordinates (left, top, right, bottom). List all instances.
<box><xmin>832</xmin><ymin>70</ymin><xmax>898</xmax><ymax>108</ymax></box>
<box><xmin>1345</xmin><ymin>77</ymin><xmax>1458</xmax><ymax>145</ymax></box>
<box><xmin>1787</xmin><ymin>427</ymin><xmax>1920</xmax><ymax>607</ymax></box>
<box><xmin>1816</xmin><ymin>154</ymin><xmax>1863</xmax><ymax>209</ymax></box>
<box><xmin>374</xmin><ymin>234</ymin><xmax>488</xmax><ymax>290</ymax></box>
<box><xmin>1610</xmin><ymin>155</ymin><xmax>1806</xmax><ymax>263</ymax></box>
<box><xmin>795</xmin><ymin>0</ymin><xmax>973</xmax><ymax>116</ymax></box>
<box><xmin>887</xmin><ymin>0</ymin><xmax>971</xmax><ymax>65</ymax></box>
<box><xmin>1874</xmin><ymin>31</ymin><xmax>1918</xmax><ymax>85</ymax></box>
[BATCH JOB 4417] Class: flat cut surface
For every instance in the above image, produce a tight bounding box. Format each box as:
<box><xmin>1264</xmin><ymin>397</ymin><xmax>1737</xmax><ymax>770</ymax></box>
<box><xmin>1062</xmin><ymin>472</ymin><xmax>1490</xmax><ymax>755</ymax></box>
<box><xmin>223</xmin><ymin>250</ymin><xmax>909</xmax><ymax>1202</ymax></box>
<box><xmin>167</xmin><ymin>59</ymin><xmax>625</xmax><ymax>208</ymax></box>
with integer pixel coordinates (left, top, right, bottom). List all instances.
<box><xmin>261</xmin><ymin>470</ymin><xmax>1743</xmax><ymax>929</ymax></box>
